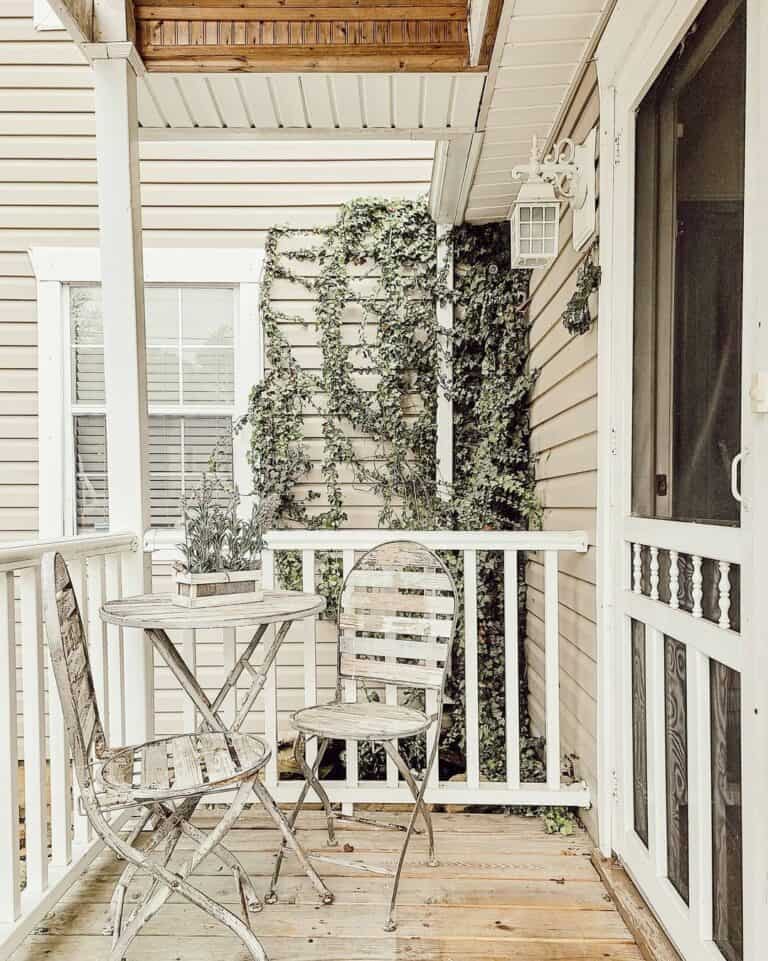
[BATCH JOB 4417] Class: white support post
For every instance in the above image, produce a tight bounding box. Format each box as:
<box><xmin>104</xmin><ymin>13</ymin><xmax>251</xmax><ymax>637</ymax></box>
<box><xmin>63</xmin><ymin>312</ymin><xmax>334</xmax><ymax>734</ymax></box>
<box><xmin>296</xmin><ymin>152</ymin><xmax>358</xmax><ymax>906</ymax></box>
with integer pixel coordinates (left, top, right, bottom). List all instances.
<box><xmin>436</xmin><ymin>224</ymin><xmax>453</xmax><ymax>497</ymax></box>
<box><xmin>93</xmin><ymin>51</ymin><xmax>153</xmax><ymax>743</ymax></box>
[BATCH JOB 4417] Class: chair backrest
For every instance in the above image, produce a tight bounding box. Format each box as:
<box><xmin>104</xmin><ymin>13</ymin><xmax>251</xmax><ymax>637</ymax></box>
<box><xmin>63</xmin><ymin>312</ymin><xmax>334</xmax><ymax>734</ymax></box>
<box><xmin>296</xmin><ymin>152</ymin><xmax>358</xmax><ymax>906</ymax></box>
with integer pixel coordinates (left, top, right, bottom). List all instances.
<box><xmin>41</xmin><ymin>552</ymin><xmax>106</xmax><ymax>778</ymax></box>
<box><xmin>337</xmin><ymin>540</ymin><xmax>456</xmax><ymax>695</ymax></box>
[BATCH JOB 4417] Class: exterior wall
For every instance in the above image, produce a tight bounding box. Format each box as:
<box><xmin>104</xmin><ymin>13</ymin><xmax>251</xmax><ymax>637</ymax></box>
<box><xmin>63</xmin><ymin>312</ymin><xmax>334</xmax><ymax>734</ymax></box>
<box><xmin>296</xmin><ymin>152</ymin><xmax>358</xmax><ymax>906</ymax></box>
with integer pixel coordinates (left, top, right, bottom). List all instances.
<box><xmin>0</xmin><ymin>1</ymin><xmax>433</xmax><ymax>743</ymax></box>
<box><xmin>524</xmin><ymin>63</ymin><xmax>600</xmax><ymax>839</ymax></box>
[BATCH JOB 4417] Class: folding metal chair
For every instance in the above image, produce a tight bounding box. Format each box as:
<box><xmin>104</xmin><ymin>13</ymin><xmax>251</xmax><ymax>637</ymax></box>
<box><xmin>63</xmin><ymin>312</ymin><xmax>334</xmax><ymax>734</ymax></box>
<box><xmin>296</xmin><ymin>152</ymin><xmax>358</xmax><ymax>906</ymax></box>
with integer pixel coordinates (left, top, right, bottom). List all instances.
<box><xmin>41</xmin><ymin>551</ymin><xmax>270</xmax><ymax>961</ymax></box>
<box><xmin>267</xmin><ymin>539</ymin><xmax>457</xmax><ymax>931</ymax></box>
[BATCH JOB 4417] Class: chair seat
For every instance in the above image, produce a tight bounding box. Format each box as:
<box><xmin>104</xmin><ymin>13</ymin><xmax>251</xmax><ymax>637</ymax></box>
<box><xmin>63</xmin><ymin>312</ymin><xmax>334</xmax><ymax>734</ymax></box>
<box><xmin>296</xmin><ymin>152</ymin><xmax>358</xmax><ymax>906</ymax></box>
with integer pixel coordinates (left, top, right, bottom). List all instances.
<box><xmin>100</xmin><ymin>732</ymin><xmax>269</xmax><ymax>802</ymax></box>
<box><xmin>292</xmin><ymin>701</ymin><xmax>431</xmax><ymax>741</ymax></box>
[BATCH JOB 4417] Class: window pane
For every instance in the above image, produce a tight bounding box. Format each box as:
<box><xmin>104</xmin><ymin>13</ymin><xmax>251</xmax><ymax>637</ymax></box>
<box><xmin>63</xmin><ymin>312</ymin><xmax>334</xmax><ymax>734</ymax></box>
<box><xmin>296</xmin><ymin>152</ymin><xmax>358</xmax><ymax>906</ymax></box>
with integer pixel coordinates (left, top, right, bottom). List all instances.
<box><xmin>73</xmin><ymin>347</ymin><xmax>105</xmax><ymax>404</ymax></box>
<box><xmin>185</xmin><ymin>416</ymin><xmax>232</xmax><ymax>479</ymax></box>
<box><xmin>74</xmin><ymin>415</ymin><xmax>108</xmax><ymax>532</ymax></box>
<box><xmin>182</xmin><ymin>349</ymin><xmax>234</xmax><ymax>404</ymax></box>
<box><xmin>632</xmin><ymin>0</ymin><xmax>745</xmax><ymax>525</ymax></box>
<box><xmin>182</xmin><ymin>288</ymin><xmax>234</xmax><ymax>345</ymax></box>
<box><xmin>711</xmin><ymin>660</ymin><xmax>743</xmax><ymax>961</ymax></box>
<box><xmin>664</xmin><ymin>635</ymin><xmax>689</xmax><ymax>904</ymax></box>
<box><xmin>148</xmin><ymin>347</ymin><xmax>180</xmax><ymax>405</ymax></box>
<box><xmin>145</xmin><ymin>287</ymin><xmax>179</xmax><ymax>345</ymax></box>
<box><xmin>70</xmin><ymin>287</ymin><xmax>102</xmax><ymax>344</ymax></box>
<box><xmin>631</xmin><ymin>620</ymin><xmax>649</xmax><ymax>847</ymax></box>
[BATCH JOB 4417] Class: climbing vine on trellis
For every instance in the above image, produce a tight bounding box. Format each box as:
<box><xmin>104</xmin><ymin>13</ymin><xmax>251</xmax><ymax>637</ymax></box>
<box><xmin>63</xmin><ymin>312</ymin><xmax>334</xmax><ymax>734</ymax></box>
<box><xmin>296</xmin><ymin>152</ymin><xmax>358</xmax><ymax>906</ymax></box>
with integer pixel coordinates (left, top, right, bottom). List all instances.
<box><xmin>239</xmin><ymin>198</ymin><xmax>545</xmax><ymax>783</ymax></box>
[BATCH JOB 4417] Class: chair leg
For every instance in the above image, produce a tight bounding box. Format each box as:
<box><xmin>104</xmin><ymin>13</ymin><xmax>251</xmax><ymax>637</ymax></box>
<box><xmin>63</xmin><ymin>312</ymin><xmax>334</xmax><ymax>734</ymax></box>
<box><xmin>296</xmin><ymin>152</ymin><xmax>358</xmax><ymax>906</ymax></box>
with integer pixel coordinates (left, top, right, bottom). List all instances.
<box><xmin>106</xmin><ymin>778</ymin><xmax>267</xmax><ymax>961</ymax></box>
<box><xmin>178</xmin><ymin>816</ymin><xmax>262</xmax><ymax>911</ymax></box>
<box><xmin>251</xmin><ymin>775</ymin><xmax>334</xmax><ymax>906</ymax></box>
<box><xmin>382</xmin><ymin>740</ymin><xmax>437</xmax><ymax>865</ymax></box>
<box><xmin>266</xmin><ymin>735</ymin><xmax>331</xmax><ymax>903</ymax></box>
<box><xmin>297</xmin><ymin>735</ymin><xmax>336</xmax><ymax>845</ymax></box>
<box><xmin>383</xmin><ymin>740</ymin><xmax>439</xmax><ymax>933</ymax></box>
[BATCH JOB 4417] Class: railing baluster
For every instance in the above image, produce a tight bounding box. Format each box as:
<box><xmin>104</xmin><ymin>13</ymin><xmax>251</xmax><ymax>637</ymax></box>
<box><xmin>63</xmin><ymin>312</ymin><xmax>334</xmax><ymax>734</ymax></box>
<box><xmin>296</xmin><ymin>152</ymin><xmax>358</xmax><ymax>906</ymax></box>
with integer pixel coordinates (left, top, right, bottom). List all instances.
<box><xmin>717</xmin><ymin>561</ymin><xmax>731</xmax><ymax>630</ymax></box>
<box><xmin>669</xmin><ymin>550</ymin><xmax>679</xmax><ymax>610</ymax></box>
<box><xmin>504</xmin><ymin>550</ymin><xmax>520</xmax><ymax>789</ymax></box>
<box><xmin>223</xmin><ymin>627</ymin><xmax>236</xmax><ymax>727</ymax></box>
<box><xmin>181</xmin><ymin>630</ymin><xmax>197</xmax><ymax>732</ymax></box>
<box><xmin>48</xmin><ymin>643</ymin><xmax>72</xmax><ymax>870</ymax></box>
<box><xmin>342</xmin><ymin>549</ymin><xmax>357</xmax><ymax>812</ymax></box>
<box><xmin>87</xmin><ymin>555</ymin><xmax>109</xmax><ymax>740</ymax></box>
<box><xmin>649</xmin><ymin>546</ymin><xmax>659</xmax><ymax>601</ymax></box>
<box><xmin>0</xmin><ymin>571</ymin><xmax>21</xmax><ymax>923</ymax></box>
<box><xmin>19</xmin><ymin>567</ymin><xmax>48</xmax><ymax>892</ymax></box>
<box><xmin>688</xmin><ymin>649</ymin><xmax>713</xmax><ymax>941</ymax></box>
<box><xmin>464</xmin><ymin>549</ymin><xmax>480</xmax><ymax>791</ymax></box>
<box><xmin>261</xmin><ymin>549</ymin><xmax>278</xmax><ymax>789</ymax></box>
<box><xmin>301</xmin><ymin>550</ymin><xmax>317</xmax><ymax>768</ymax></box>
<box><xmin>544</xmin><ymin>551</ymin><xmax>561</xmax><ymax>790</ymax></box>
<box><xmin>692</xmin><ymin>554</ymin><xmax>703</xmax><ymax>619</ymax></box>
<box><xmin>105</xmin><ymin>553</ymin><xmax>125</xmax><ymax>746</ymax></box>
<box><xmin>632</xmin><ymin>543</ymin><xmax>642</xmax><ymax>594</ymax></box>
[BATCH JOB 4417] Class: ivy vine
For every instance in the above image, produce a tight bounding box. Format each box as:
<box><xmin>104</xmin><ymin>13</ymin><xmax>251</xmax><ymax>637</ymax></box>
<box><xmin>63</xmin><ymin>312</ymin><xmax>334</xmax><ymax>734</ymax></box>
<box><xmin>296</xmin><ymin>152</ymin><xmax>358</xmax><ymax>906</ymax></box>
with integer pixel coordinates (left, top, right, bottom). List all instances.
<box><xmin>240</xmin><ymin>198</ymin><xmax>549</xmax><ymax>786</ymax></box>
<box><xmin>561</xmin><ymin>241</ymin><xmax>601</xmax><ymax>335</ymax></box>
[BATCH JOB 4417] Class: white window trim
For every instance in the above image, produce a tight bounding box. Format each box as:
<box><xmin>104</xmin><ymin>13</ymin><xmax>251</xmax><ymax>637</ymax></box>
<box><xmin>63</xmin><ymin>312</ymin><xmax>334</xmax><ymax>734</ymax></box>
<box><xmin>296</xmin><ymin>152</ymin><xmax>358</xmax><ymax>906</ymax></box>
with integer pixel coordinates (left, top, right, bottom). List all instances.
<box><xmin>30</xmin><ymin>247</ymin><xmax>264</xmax><ymax>538</ymax></box>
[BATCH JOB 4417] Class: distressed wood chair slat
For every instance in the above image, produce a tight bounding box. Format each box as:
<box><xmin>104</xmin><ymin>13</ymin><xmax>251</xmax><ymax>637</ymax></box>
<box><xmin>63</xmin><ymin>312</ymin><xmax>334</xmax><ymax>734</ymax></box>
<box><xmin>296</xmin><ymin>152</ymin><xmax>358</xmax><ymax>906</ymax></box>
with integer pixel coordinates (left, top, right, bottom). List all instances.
<box><xmin>344</xmin><ymin>588</ymin><xmax>455</xmax><ymax>615</ymax></box>
<box><xmin>339</xmin><ymin>654</ymin><xmax>445</xmax><ymax>689</ymax></box>
<box><xmin>339</xmin><ymin>612</ymin><xmax>452</xmax><ymax>637</ymax></box>
<box><xmin>339</xmin><ymin>634</ymin><xmax>449</xmax><ymax>662</ymax></box>
<box><xmin>346</xmin><ymin>569</ymin><xmax>453</xmax><ymax>591</ymax></box>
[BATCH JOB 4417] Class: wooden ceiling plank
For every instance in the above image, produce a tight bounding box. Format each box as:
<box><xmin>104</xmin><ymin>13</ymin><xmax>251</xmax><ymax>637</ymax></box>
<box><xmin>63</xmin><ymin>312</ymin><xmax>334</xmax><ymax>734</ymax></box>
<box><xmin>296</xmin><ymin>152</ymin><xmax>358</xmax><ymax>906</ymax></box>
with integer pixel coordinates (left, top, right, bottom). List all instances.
<box><xmin>135</xmin><ymin>5</ymin><xmax>465</xmax><ymax>21</ymax></box>
<box><xmin>392</xmin><ymin>74</ymin><xmax>422</xmax><ymax>128</ymax></box>
<box><xmin>207</xmin><ymin>76</ymin><xmax>250</xmax><ymax>126</ymax></box>
<box><xmin>300</xmin><ymin>75</ymin><xmax>336</xmax><ymax>128</ymax></box>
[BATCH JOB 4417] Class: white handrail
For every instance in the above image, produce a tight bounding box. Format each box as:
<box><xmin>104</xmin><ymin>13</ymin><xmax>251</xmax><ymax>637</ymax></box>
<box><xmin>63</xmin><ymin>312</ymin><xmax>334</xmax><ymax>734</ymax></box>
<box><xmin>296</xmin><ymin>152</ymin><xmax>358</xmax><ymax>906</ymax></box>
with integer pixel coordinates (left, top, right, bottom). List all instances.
<box><xmin>144</xmin><ymin>527</ymin><xmax>589</xmax><ymax>555</ymax></box>
<box><xmin>0</xmin><ymin>531</ymin><xmax>138</xmax><ymax>572</ymax></box>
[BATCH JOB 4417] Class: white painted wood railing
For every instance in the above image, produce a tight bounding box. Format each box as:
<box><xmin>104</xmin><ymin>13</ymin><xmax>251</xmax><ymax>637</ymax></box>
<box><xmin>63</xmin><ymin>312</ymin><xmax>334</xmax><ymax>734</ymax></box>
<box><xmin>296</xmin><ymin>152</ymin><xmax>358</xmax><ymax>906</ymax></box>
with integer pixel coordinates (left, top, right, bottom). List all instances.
<box><xmin>0</xmin><ymin>531</ymin><xmax>139</xmax><ymax>960</ymax></box>
<box><xmin>147</xmin><ymin>527</ymin><xmax>590</xmax><ymax>809</ymax></box>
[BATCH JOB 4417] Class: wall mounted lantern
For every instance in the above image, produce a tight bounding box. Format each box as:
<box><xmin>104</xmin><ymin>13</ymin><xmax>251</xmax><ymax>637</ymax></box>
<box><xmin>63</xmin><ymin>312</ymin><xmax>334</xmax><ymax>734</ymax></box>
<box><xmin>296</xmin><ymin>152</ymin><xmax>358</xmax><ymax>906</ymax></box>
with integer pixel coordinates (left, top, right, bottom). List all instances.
<box><xmin>509</xmin><ymin>128</ymin><xmax>597</xmax><ymax>270</ymax></box>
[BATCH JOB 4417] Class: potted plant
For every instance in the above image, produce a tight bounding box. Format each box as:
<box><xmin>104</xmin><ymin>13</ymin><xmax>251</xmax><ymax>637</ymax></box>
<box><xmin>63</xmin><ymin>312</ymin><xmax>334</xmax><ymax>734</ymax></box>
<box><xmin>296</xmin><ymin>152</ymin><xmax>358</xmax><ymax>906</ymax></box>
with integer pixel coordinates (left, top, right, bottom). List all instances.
<box><xmin>173</xmin><ymin>475</ymin><xmax>278</xmax><ymax>609</ymax></box>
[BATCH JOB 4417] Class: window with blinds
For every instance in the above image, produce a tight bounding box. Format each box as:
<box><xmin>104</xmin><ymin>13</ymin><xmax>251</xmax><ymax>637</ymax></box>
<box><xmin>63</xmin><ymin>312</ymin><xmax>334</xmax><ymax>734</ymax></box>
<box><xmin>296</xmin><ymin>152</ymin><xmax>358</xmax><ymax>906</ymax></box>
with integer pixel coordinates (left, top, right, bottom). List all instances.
<box><xmin>70</xmin><ymin>285</ymin><xmax>236</xmax><ymax>532</ymax></box>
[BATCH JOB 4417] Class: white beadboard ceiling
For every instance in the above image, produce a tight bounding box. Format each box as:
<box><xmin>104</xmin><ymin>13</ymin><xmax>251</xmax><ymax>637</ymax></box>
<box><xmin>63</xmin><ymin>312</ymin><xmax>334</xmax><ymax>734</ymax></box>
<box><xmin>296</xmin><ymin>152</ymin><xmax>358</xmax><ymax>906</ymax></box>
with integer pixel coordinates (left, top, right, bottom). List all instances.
<box><xmin>136</xmin><ymin>73</ymin><xmax>487</xmax><ymax>136</ymax></box>
<box><xmin>463</xmin><ymin>0</ymin><xmax>614</xmax><ymax>223</ymax></box>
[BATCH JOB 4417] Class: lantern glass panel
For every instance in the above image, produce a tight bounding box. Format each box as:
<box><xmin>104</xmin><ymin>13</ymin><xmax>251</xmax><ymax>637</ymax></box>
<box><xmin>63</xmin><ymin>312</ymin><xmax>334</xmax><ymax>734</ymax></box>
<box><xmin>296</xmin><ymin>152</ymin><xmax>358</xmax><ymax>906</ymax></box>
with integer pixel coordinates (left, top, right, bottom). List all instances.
<box><xmin>511</xmin><ymin>200</ymin><xmax>559</xmax><ymax>268</ymax></box>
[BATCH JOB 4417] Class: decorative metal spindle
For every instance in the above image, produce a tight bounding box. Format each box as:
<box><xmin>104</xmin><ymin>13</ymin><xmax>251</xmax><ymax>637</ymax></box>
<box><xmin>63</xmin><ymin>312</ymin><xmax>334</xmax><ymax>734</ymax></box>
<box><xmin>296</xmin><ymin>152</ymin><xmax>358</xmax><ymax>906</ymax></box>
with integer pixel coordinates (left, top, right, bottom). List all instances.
<box><xmin>717</xmin><ymin>561</ymin><xmax>731</xmax><ymax>630</ymax></box>
<box><xmin>632</xmin><ymin>543</ymin><xmax>642</xmax><ymax>594</ymax></box>
<box><xmin>649</xmin><ymin>547</ymin><xmax>659</xmax><ymax>601</ymax></box>
<box><xmin>669</xmin><ymin>550</ymin><xmax>679</xmax><ymax>610</ymax></box>
<box><xmin>692</xmin><ymin>555</ymin><xmax>703</xmax><ymax>618</ymax></box>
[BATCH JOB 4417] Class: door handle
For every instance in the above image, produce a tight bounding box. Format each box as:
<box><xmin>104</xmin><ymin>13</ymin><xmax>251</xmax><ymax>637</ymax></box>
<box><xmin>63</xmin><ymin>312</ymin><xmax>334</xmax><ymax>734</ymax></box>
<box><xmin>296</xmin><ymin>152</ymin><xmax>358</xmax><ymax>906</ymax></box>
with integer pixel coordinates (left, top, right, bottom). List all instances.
<box><xmin>731</xmin><ymin>450</ymin><xmax>745</xmax><ymax>503</ymax></box>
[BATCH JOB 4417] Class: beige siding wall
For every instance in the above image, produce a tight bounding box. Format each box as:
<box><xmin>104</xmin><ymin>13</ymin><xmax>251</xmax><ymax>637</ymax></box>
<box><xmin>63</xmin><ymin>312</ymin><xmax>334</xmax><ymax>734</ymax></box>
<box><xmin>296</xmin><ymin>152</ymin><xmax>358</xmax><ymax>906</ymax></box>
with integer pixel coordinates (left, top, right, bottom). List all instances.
<box><xmin>524</xmin><ymin>64</ymin><xmax>600</xmax><ymax>840</ymax></box>
<box><xmin>0</xmin><ymin>2</ymin><xmax>433</xmax><ymax>744</ymax></box>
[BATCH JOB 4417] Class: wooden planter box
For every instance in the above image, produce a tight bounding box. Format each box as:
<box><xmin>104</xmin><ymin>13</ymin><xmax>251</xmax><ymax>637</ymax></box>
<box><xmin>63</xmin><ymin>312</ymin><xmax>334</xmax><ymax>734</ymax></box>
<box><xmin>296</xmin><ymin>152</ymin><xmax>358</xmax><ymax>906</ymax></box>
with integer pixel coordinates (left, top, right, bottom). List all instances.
<box><xmin>172</xmin><ymin>569</ymin><xmax>263</xmax><ymax>609</ymax></box>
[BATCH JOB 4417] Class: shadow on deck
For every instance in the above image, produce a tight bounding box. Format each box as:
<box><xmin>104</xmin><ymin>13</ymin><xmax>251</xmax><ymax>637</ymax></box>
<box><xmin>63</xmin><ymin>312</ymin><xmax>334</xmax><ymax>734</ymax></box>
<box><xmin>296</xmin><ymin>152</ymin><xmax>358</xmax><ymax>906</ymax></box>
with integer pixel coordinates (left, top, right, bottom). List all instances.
<box><xmin>11</xmin><ymin>812</ymin><xmax>643</xmax><ymax>961</ymax></box>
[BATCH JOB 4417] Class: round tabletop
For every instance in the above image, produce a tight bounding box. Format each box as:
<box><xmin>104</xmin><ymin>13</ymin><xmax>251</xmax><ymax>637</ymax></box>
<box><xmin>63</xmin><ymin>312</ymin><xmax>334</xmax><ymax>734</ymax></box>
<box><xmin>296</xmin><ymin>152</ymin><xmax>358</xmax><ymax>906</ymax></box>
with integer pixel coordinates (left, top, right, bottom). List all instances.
<box><xmin>100</xmin><ymin>590</ymin><xmax>325</xmax><ymax>631</ymax></box>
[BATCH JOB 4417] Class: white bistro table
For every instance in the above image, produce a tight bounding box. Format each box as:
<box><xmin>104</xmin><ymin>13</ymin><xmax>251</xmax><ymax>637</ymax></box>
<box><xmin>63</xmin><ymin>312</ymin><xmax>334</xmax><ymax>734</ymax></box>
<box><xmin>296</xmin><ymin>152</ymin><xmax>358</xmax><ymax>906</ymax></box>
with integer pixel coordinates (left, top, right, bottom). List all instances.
<box><xmin>100</xmin><ymin>590</ymin><xmax>334</xmax><ymax>904</ymax></box>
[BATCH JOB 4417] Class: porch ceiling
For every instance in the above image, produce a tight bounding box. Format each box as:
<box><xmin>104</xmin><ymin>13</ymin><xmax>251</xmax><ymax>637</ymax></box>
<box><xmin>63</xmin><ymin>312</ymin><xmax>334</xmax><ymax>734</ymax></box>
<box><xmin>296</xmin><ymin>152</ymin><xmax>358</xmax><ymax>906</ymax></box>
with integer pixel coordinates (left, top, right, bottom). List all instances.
<box><xmin>463</xmin><ymin>0</ymin><xmax>615</xmax><ymax>223</ymax></box>
<box><xmin>135</xmin><ymin>71</ymin><xmax>487</xmax><ymax>135</ymax></box>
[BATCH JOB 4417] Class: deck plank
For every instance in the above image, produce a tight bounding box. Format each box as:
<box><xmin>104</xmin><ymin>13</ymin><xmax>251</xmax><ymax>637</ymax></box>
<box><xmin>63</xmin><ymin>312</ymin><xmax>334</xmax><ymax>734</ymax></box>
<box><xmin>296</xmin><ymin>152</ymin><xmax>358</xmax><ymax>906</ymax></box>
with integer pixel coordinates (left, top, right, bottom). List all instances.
<box><xmin>10</xmin><ymin>813</ymin><xmax>643</xmax><ymax>961</ymax></box>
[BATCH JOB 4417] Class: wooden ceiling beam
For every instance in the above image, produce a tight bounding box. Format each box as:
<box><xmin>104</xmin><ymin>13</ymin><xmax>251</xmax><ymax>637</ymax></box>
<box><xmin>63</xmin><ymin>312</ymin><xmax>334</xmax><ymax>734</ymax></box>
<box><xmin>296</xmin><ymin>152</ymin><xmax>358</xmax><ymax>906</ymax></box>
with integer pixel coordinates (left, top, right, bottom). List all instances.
<box><xmin>136</xmin><ymin>5</ymin><xmax>464</xmax><ymax>20</ymax></box>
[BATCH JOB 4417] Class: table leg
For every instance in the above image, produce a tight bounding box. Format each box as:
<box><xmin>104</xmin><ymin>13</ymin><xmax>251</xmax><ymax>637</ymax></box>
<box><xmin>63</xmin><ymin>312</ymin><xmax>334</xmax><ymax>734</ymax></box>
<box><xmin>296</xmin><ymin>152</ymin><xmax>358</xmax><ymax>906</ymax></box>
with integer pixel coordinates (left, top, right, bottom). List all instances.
<box><xmin>231</xmin><ymin>620</ymin><xmax>292</xmax><ymax>733</ymax></box>
<box><xmin>147</xmin><ymin>628</ymin><xmax>227</xmax><ymax>734</ymax></box>
<box><xmin>207</xmin><ymin>624</ymin><xmax>269</xmax><ymax>722</ymax></box>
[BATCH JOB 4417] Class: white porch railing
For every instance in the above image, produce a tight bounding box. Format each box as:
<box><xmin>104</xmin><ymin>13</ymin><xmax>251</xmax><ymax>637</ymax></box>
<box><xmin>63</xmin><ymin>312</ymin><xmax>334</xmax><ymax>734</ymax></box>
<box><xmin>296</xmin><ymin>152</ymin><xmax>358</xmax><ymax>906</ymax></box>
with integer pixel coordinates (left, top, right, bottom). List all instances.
<box><xmin>0</xmin><ymin>531</ymin><xmax>139</xmax><ymax>960</ymax></box>
<box><xmin>0</xmin><ymin>526</ymin><xmax>588</xmax><ymax>960</ymax></box>
<box><xmin>147</xmin><ymin>527</ymin><xmax>591</xmax><ymax>808</ymax></box>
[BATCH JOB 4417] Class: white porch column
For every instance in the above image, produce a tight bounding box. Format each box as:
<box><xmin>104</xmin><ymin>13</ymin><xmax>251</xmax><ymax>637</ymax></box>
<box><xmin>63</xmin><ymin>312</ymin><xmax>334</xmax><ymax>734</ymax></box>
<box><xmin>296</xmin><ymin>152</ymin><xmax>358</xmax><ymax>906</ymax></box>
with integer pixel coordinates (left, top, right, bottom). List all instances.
<box><xmin>93</xmin><ymin>49</ymin><xmax>153</xmax><ymax>742</ymax></box>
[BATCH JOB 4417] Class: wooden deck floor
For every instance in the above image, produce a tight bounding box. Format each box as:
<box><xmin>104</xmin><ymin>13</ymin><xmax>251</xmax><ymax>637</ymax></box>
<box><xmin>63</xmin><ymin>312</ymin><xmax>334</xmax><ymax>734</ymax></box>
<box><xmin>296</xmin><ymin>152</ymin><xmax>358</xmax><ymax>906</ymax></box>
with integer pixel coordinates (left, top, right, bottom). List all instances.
<box><xmin>11</xmin><ymin>811</ymin><xmax>644</xmax><ymax>961</ymax></box>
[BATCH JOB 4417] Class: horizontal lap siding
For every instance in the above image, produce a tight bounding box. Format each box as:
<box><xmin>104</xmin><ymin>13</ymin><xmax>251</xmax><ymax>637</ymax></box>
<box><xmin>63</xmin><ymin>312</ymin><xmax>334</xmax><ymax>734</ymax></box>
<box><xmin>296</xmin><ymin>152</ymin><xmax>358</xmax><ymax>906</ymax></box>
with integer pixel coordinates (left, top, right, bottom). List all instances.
<box><xmin>524</xmin><ymin>64</ymin><xmax>600</xmax><ymax>840</ymax></box>
<box><xmin>0</xmin><ymin>2</ymin><xmax>433</xmax><ymax>745</ymax></box>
